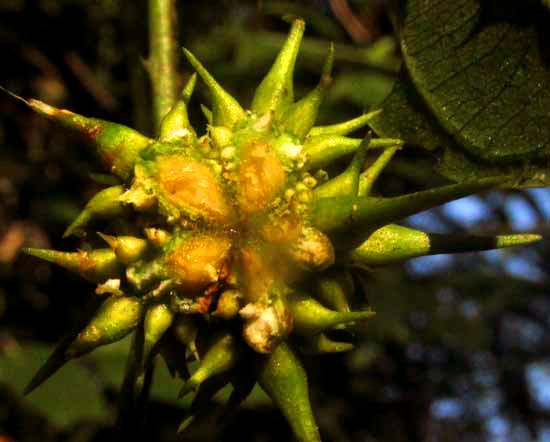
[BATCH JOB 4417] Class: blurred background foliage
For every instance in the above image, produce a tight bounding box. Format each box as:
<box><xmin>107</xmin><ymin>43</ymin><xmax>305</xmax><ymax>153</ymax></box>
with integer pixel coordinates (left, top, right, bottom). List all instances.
<box><xmin>0</xmin><ymin>1</ymin><xmax>549</xmax><ymax>441</ymax></box>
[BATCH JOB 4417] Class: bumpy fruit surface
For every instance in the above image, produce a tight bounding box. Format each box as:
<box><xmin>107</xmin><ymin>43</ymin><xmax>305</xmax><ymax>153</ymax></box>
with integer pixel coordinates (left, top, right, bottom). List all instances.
<box><xmin>21</xmin><ymin>19</ymin><xmax>540</xmax><ymax>442</ymax></box>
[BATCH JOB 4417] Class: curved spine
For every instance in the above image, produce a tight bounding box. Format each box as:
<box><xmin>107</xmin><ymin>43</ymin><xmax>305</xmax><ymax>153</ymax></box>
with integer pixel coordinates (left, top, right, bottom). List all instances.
<box><xmin>280</xmin><ymin>43</ymin><xmax>334</xmax><ymax>140</ymax></box>
<box><xmin>26</xmin><ymin>99</ymin><xmax>152</xmax><ymax>179</ymax></box>
<box><xmin>304</xmin><ymin>135</ymin><xmax>403</xmax><ymax>170</ymax></box>
<box><xmin>65</xmin><ymin>296</ymin><xmax>143</xmax><ymax>358</ymax></box>
<box><xmin>251</xmin><ymin>18</ymin><xmax>305</xmax><ymax>117</ymax></box>
<box><xmin>288</xmin><ymin>291</ymin><xmax>374</xmax><ymax>336</ymax></box>
<box><xmin>358</xmin><ymin>144</ymin><xmax>401</xmax><ymax>196</ymax></box>
<box><xmin>98</xmin><ymin>233</ymin><xmax>149</xmax><ymax>264</ymax></box>
<box><xmin>308</xmin><ymin>109</ymin><xmax>382</xmax><ymax>137</ymax></box>
<box><xmin>178</xmin><ymin>332</ymin><xmax>240</xmax><ymax>398</ymax></box>
<box><xmin>159</xmin><ymin>72</ymin><xmax>198</xmax><ymax>142</ymax></box>
<box><xmin>23</xmin><ymin>247</ymin><xmax>123</xmax><ymax>283</ymax></box>
<box><xmin>64</xmin><ymin>185</ymin><xmax>126</xmax><ymax>238</ymax></box>
<box><xmin>183</xmin><ymin>48</ymin><xmax>245</xmax><ymax>129</ymax></box>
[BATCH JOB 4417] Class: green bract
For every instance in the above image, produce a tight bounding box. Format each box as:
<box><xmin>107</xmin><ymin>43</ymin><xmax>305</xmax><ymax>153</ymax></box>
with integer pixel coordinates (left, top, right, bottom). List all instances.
<box><xmin>21</xmin><ymin>19</ymin><xmax>540</xmax><ymax>442</ymax></box>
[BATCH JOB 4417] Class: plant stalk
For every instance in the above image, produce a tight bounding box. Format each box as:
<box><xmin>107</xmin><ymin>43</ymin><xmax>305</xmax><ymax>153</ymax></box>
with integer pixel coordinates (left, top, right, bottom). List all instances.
<box><xmin>148</xmin><ymin>0</ymin><xmax>178</xmax><ymax>132</ymax></box>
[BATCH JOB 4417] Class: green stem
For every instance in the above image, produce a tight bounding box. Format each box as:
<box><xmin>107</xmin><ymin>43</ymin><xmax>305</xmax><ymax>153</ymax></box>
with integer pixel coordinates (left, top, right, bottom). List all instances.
<box><xmin>148</xmin><ymin>0</ymin><xmax>178</xmax><ymax>132</ymax></box>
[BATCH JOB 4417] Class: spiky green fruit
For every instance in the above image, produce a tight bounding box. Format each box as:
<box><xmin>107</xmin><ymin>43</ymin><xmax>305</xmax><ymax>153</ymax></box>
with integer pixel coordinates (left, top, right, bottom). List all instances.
<box><xmin>20</xmin><ymin>19</ymin><xmax>541</xmax><ymax>442</ymax></box>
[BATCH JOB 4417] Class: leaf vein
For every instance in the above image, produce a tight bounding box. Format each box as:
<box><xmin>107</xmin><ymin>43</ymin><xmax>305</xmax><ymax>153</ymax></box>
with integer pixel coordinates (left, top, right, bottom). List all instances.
<box><xmin>457</xmin><ymin>38</ymin><xmax>531</xmax><ymax>134</ymax></box>
<box><xmin>427</xmin><ymin>24</ymin><xmax>511</xmax><ymax>93</ymax></box>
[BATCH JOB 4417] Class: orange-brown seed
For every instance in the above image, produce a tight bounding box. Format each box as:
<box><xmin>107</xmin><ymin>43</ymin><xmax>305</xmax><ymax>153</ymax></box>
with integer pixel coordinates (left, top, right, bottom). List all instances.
<box><xmin>166</xmin><ymin>234</ymin><xmax>232</xmax><ymax>293</ymax></box>
<box><xmin>237</xmin><ymin>142</ymin><xmax>286</xmax><ymax>217</ymax></box>
<box><xmin>156</xmin><ymin>155</ymin><xmax>232</xmax><ymax>224</ymax></box>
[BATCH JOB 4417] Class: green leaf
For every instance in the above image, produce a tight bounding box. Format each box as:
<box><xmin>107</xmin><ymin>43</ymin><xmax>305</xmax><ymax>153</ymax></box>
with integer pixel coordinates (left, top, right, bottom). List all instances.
<box><xmin>0</xmin><ymin>336</ymin><xmax>200</xmax><ymax>429</ymax></box>
<box><xmin>0</xmin><ymin>340</ymin><xmax>107</xmax><ymax>427</ymax></box>
<box><xmin>370</xmin><ymin>0</ymin><xmax>550</xmax><ymax>187</ymax></box>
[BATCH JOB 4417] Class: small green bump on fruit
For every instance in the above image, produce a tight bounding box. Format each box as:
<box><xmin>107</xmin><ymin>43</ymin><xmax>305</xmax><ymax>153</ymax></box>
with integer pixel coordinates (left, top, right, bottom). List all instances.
<box><xmin>144</xmin><ymin>227</ymin><xmax>171</xmax><ymax>247</ymax></box>
<box><xmin>251</xmin><ymin>18</ymin><xmax>305</xmax><ymax>116</ymax></box>
<box><xmin>256</xmin><ymin>342</ymin><xmax>321</xmax><ymax>442</ymax></box>
<box><xmin>27</xmin><ymin>99</ymin><xmax>153</xmax><ymax>180</ymax></box>
<box><xmin>314</xmin><ymin>269</ymin><xmax>354</xmax><ymax>312</ymax></box>
<box><xmin>98</xmin><ymin>232</ymin><xmax>149</xmax><ymax>264</ymax></box>
<box><xmin>159</xmin><ymin>95</ymin><xmax>196</xmax><ymax>143</ymax></box>
<box><xmin>297</xmin><ymin>333</ymin><xmax>354</xmax><ymax>355</ymax></box>
<box><xmin>308</xmin><ymin>109</ymin><xmax>383</xmax><ymax>137</ymax></box>
<box><xmin>65</xmin><ymin>296</ymin><xmax>143</xmax><ymax>358</ymax></box>
<box><xmin>210</xmin><ymin>126</ymin><xmax>233</xmax><ymax>151</ymax></box>
<box><xmin>280</xmin><ymin>43</ymin><xmax>334</xmax><ymax>140</ymax></box>
<box><xmin>64</xmin><ymin>185</ymin><xmax>126</xmax><ymax>238</ymax></box>
<box><xmin>178</xmin><ymin>332</ymin><xmax>241</xmax><ymax>398</ymax></box>
<box><xmin>287</xmin><ymin>291</ymin><xmax>374</xmax><ymax>336</ymax></box>
<box><xmin>23</xmin><ymin>247</ymin><xmax>123</xmax><ymax>283</ymax></box>
<box><xmin>183</xmin><ymin>48</ymin><xmax>245</xmax><ymax>129</ymax></box>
